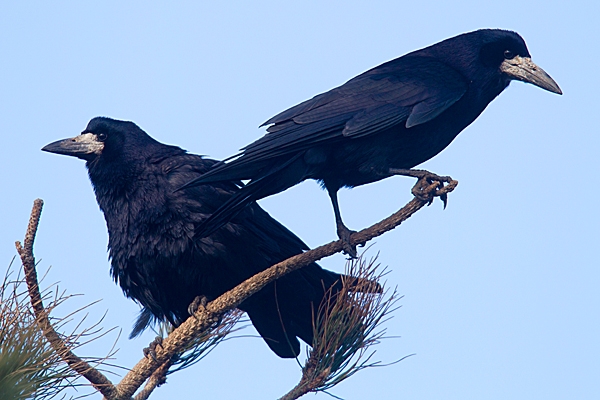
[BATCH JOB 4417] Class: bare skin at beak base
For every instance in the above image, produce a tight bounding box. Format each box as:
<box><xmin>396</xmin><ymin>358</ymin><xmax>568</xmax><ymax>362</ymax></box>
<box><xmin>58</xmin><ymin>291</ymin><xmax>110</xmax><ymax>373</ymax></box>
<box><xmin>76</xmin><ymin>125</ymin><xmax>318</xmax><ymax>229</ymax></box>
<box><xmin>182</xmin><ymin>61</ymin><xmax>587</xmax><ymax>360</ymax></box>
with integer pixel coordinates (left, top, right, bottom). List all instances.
<box><xmin>501</xmin><ymin>55</ymin><xmax>562</xmax><ymax>95</ymax></box>
<box><xmin>42</xmin><ymin>133</ymin><xmax>104</xmax><ymax>160</ymax></box>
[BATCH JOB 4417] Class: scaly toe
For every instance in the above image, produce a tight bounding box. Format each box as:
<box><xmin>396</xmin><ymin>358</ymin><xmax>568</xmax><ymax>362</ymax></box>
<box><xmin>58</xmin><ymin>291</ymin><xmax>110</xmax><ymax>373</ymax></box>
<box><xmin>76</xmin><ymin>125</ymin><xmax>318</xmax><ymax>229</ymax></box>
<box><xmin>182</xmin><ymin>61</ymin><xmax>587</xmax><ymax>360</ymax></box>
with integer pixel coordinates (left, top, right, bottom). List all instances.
<box><xmin>188</xmin><ymin>295</ymin><xmax>208</xmax><ymax>318</ymax></box>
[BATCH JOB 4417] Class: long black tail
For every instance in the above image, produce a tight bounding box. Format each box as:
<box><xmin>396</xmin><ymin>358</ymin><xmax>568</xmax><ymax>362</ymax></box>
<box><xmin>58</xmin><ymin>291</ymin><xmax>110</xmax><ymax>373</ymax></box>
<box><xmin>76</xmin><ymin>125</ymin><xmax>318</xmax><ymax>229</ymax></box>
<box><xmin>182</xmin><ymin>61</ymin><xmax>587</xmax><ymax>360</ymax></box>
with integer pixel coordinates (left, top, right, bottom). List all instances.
<box><xmin>242</xmin><ymin>266</ymin><xmax>382</xmax><ymax>358</ymax></box>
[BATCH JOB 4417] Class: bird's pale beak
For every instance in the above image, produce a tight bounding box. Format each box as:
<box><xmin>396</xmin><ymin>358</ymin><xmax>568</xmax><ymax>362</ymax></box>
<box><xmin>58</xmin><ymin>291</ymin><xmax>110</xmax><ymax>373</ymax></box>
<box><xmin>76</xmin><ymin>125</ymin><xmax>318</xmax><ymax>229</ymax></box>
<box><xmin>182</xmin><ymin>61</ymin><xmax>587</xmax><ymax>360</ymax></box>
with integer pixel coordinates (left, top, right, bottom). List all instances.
<box><xmin>500</xmin><ymin>56</ymin><xmax>562</xmax><ymax>95</ymax></box>
<box><xmin>42</xmin><ymin>133</ymin><xmax>104</xmax><ymax>160</ymax></box>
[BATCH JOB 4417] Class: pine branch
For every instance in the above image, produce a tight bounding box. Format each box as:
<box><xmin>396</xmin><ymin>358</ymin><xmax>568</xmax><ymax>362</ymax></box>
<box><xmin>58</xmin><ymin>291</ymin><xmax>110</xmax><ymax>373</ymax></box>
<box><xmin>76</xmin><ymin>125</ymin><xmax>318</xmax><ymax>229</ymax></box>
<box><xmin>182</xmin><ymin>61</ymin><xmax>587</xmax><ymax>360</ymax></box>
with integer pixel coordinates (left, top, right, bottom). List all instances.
<box><xmin>0</xmin><ymin>259</ymin><xmax>82</xmax><ymax>400</ymax></box>
<box><xmin>16</xmin><ymin>174</ymin><xmax>457</xmax><ymax>399</ymax></box>
<box><xmin>16</xmin><ymin>199</ymin><xmax>119</xmax><ymax>399</ymax></box>
<box><xmin>279</xmin><ymin>255</ymin><xmax>401</xmax><ymax>400</ymax></box>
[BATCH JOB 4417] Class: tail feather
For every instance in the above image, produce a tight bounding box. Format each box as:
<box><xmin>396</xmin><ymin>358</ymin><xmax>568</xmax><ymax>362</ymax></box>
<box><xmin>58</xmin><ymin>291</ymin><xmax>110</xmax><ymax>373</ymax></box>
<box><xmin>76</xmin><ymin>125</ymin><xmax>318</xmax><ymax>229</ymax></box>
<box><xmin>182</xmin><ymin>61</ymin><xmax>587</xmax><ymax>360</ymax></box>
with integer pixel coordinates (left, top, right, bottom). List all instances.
<box><xmin>194</xmin><ymin>182</ymin><xmax>263</xmax><ymax>239</ymax></box>
<box><xmin>130</xmin><ymin>307</ymin><xmax>158</xmax><ymax>339</ymax></box>
<box><xmin>242</xmin><ymin>265</ymin><xmax>383</xmax><ymax>357</ymax></box>
<box><xmin>181</xmin><ymin>155</ymin><xmax>267</xmax><ymax>186</ymax></box>
<box><xmin>194</xmin><ymin>153</ymin><xmax>307</xmax><ymax>239</ymax></box>
<box><xmin>240</xmin><ymin>282</ymin><xmax>303</xmax><ymax>358</ymax></box>
<box><xmin>129</xmin><ymin>267</ymin><xmax>382</xmax><ymax>356</ymax></box>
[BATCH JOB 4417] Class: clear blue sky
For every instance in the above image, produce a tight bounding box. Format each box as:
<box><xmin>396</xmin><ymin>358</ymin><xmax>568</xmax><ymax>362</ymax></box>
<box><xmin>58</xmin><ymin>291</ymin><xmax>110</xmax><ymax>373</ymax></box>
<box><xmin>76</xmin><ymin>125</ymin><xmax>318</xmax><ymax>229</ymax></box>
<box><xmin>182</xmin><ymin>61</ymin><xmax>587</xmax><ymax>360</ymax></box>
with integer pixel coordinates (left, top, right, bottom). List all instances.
<box><xmin>1</xmin><ymin>2</ymin><xmax>597</xmax><ymax>399</ymax></box>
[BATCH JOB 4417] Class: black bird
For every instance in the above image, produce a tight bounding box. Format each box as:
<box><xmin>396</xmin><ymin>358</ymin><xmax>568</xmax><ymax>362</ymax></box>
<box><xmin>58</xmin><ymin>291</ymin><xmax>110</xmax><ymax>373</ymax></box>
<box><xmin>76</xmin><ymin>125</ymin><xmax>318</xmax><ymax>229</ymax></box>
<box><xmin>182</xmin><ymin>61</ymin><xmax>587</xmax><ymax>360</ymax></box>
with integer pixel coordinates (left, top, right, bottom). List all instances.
<box><xmin>42</xmin><ymin>117</ymin><xmax>378</xmax><ymax>358</ymax></box>
<box><xmin>184</xmin><ymin>29</ymin><xmax>562</xmax><ymax>256</ymax></box>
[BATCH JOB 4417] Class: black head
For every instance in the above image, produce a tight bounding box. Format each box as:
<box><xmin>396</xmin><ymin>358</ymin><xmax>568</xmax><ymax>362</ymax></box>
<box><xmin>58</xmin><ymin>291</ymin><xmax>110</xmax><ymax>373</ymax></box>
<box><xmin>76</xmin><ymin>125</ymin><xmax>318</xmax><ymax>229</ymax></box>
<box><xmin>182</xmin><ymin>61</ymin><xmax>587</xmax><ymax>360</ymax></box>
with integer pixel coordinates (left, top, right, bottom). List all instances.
<box><xmin>43</xmin><ymin>117</ymin><xmax>186</xmax><ymax>210</ymax></box>
<box><xmin>42</xmin><ymin>117</ymin><xmax>160</xmax><ymax>163</ymax></box>
<box><xmin>42</xmin><ymin>117</ymin><xmax>184</xmax><ymax>194</ymax></box>
<box><xmin>418</xmin><ymin>29</ymin><xmax>562</xmax><ymax>95</ymax></box>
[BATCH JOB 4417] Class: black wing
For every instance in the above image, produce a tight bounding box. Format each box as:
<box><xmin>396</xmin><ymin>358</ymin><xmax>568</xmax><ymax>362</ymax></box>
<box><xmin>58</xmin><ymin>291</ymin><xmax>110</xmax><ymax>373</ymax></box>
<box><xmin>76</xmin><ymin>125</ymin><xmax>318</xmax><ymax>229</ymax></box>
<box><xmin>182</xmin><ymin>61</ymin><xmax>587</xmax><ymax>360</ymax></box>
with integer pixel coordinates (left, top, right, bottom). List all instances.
<box><xmin>191</xmin><ymin>56</ymin><xmax>468</xmax><ymax>184</ymax></box>
<box><xmin>250</xmin><ymin>56</ymin><xmax>467</xmax><ymax>155</ymax></box>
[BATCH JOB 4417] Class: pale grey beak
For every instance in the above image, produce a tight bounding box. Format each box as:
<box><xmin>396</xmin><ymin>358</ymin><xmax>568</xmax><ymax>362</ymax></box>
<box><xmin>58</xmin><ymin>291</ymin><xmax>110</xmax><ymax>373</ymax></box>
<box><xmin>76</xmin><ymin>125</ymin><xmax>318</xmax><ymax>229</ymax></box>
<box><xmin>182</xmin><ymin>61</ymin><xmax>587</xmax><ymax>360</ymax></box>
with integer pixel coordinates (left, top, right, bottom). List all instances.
<box><xmin>42</xmin><ymin>133</ymin><xmax>104</xmax><ymax>161</ymax></box>
<box><xmin>500</xmin><ymin>56</ymin><xmax>562</xmax><ymax>95</ymax></box>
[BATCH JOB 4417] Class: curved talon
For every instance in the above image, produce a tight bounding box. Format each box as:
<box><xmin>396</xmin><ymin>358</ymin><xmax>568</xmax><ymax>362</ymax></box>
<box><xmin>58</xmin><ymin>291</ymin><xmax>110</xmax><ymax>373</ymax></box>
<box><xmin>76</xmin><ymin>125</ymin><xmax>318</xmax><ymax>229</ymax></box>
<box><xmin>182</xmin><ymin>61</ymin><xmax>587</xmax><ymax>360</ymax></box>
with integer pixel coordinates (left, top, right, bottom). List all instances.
<box><xmin>342</xmin><ymin>242</ymin><xmax>358</xmax><ymax>259</ymax></box>
<box><xmin>143</xmin><ymin>335</ymin><xmax>164</xmax><ymax>361</ymax></box>
<box><xmin>403</xmin><ymin>169</ymin><xmax>456</xmax><ymax>207</ymax></box>
<box><xmin>411</xmin><ymin>179</ymin><xmax>440</xmax><ymax>203</ymax></box>
<box><xmin>439</xmin><ymin>192</ymin><xmax>448</xmax><ymax>208</ymax></box>
<box><xmin>143</xmin><ymin>346</ymin><xmax>153</xmax><ymax>360</ymax></box>
<box><xmin>188</xmin><ymin>295</ymin><xmax>208</xmax><ymax>319</ymax></box>
<box><xmin>337</xmin><ymin>225</ymin><xmax>358</xmax><ymax>259</ymax></box>
<box><xmin>189</xmin><ymin>296</ymin><xmax>222</xmax><ymax>329</ymax></box>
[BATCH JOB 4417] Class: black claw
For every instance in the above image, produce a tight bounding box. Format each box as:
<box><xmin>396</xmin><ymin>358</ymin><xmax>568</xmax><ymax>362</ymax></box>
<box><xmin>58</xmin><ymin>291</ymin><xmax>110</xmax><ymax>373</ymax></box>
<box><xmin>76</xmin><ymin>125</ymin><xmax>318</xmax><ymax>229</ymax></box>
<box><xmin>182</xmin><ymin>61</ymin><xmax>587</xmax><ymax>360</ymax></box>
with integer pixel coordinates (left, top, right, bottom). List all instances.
<box><xmin>188</xmin><ymin>295</ymin><xmax>208</xmax><ymax>317</ymax></box>
<box><xmin>440</xmin><ymin>193</ymin><xmax>448</xmax><ymax>209</ymax></box>
<box><xmin>336</xmin><ymin>221</ymin><xmax>358</xmax><ymax>258</ymax></box>
<box><xmin>143</xmin><ymin>335</ymin><xmax>165</xmax><ymax>361</ymax></box>
<box><xmin>343</xmin><ymin>242</ymin><xmax>358</xmax><ymax>259</ymax></box>
<box><xmin>340</xmin><ymin>230</ymin><xmax>358</xmax><ymax>259</ymax></box>
<box><xmin>399</xmin><ymin>168</ymin><xmax>454</xmax><ymax>207</ymax></box>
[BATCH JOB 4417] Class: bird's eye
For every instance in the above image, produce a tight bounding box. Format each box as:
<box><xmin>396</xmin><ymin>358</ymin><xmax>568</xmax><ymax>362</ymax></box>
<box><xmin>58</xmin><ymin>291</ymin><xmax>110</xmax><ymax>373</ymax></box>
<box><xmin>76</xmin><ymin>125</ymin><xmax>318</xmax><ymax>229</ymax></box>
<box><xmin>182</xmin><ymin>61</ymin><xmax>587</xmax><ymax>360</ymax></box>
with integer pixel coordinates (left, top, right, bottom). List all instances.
<box><xmin>97</xmin><ymin>133</ymin><xmax>108</xmax><ymax>142</ymax></box>
<box><xmin>503</xmin><ymin>50</ymin><xmax>515</xmax><ymax>59</ymax></box>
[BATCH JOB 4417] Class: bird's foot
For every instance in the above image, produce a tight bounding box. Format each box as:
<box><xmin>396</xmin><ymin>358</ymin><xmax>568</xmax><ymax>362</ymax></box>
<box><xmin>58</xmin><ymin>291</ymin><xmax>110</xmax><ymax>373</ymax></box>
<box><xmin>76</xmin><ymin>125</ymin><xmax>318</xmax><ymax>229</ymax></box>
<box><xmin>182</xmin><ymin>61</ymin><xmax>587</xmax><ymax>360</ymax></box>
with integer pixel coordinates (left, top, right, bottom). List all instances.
<box><xmin>143</xmin><ymin>335</ymin><xmax>164</xmax><ymax>362</ymax></box>
<box><xmin>188</xmin><ymin>296</ymin><xmax>224</xmax><ymax>329</ymax></box>
<box><xmin>188</xmin><ymin>295</ymin><xmax>208</xmax><ymax>319</ymax></box>
<box><xmin>389</xmin><ymin>168</ymin><xmax>457</xmax><ymax>207</ymax></box>
<box><xmin>337</xmin><ymin>224</ymin><xmax>358</xmax><ymax>259</ymax></box>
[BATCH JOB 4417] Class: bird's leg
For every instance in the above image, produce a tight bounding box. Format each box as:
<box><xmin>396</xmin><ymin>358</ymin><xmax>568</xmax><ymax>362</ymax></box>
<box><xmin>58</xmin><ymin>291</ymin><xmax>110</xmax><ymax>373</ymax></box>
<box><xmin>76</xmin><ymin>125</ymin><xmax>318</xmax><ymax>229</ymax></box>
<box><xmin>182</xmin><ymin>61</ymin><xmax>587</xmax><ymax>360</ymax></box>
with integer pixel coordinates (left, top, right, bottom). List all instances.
<box><xmin>143</xmin><ymin>335</ymin><xmax>164</xmax><ymax>361</ymax></box>
<box><xmin>188</xmin><ymin>295</ymin><xmax>208</xmax><ymax>318</ymax></box>
<box><xmin>389</xmin><ymin>168</ymin><xmax>454</xmax><ymax>207</ymax></box>
<box><xmin>188</xmin><ymin>296</ymin><xmax>224</xmax><ymax>328</ymax></box>
<box><xmin>328</xmin><ymin>188</ymin><xmax>357</xmax><ymax>258</ymax></box>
